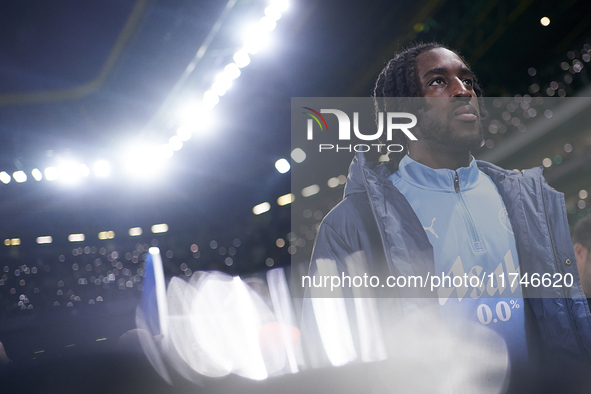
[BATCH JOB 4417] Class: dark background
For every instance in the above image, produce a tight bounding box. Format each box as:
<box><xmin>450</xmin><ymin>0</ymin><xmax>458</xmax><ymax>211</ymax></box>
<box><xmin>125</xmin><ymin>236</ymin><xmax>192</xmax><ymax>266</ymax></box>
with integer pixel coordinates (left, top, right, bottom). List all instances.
<box><xmin>0</xmin><ymin>0</ymin><xmax>590</xmax><ymax>392</ymax></box>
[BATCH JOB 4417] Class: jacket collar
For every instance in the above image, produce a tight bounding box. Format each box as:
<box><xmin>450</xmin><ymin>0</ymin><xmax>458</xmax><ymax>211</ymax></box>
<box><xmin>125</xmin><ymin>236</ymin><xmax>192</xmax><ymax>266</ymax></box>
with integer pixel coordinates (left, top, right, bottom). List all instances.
<box><xmin>394</xmin><ymin>154</ymin><xmax>480</xmax><ymax>192</ymax></box>
<box><xmin>343</xmin><ymin>152</ymin><xmax>391</xmax><ymax>197</ymax></box>
<box><xmin>344</xmin><ymin>152</ymin><xmax>530</xmax><ymax>198</ymax></box>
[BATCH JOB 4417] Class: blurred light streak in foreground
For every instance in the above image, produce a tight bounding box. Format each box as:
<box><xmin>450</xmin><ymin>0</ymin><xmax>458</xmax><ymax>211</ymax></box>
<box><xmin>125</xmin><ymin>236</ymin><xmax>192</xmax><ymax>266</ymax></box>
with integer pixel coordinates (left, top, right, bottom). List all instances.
<box><xmin>135</xmin><ymin>253</ymin><xmax>508</xmax><ymax>392</ymax></box>
<box><xmin>158</xmin><ymin>268</ymin><xmax>303</xmax><ymax>380</ymax></box>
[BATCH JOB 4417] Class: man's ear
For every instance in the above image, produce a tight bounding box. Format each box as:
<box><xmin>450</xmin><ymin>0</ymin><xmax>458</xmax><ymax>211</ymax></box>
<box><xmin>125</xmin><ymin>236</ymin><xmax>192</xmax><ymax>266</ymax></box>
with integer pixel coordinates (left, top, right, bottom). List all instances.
<box><xmin>574</xmin><ymin>243</ymin><xmax>588</xmax><ymax>265</ymax></box>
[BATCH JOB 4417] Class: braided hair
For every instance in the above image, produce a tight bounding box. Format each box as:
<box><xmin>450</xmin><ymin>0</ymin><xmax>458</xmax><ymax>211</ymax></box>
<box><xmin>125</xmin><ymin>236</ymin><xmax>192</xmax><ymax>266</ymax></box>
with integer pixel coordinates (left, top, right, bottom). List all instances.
<box><xmin>373</xmin><ymin>42</ymin><xmax>484</xmax><ymax>172</ymax></box>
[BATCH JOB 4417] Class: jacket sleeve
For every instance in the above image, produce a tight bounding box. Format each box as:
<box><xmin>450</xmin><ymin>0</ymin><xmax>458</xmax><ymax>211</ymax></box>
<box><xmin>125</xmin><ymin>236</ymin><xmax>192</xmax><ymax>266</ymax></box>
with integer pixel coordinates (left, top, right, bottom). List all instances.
<box><xmin>308</xmin><ymin>222</ymin><xmax>355</xmax><ymax>281</ymax></box>
<box><xmin>301</xmin><ymin>220</ymin><xmax>359</xmax><ymax>368</ymax></box>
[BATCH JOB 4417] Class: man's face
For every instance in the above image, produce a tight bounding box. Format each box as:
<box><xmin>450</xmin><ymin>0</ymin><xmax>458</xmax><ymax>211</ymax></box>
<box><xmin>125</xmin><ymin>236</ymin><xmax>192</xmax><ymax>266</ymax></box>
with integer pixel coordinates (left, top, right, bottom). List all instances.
<box><xmin>413</xmin><ymin>48</ymin><xmax>483</xmax><ymax>152</ymax></box>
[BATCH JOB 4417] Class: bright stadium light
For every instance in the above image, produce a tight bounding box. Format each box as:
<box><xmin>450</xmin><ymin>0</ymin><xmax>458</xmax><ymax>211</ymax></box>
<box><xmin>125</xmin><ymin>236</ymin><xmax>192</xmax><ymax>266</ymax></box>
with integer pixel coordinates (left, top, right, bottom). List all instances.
<box><xmin>78</xmin><ymin>164</ymin><xmax>90</xmax><ymax>177</ymax></box>
<box><xmin>93</xmin><ymin>160</ymin><xmax>111</xmax><ymax>178</ymax></box>
<box><xmin>277</xmin><ymin>193</ymin><xmax>295</xmax><ymax>206</ymax></box>
<box><xmin>253</xmin><ymin>202</ymin><xmax>271</xmax><ymax>215</ymax></box>
<box><xmin>275</xmin><ymin>158</ymin><xmax>290</xmax><ymax>173</ymax></box>
<box><xmin>302</xmin><ymin>184</ymin><xmax>320</xmax><ymax>197</ymax></box>
<box><xmin>270</xmin><ymin>0</ymin><xmax>289</xmax><ymax>11</ymax></box>
<box><xmin>44</xmin><ymin>167</ymin><xmax>58</xmax><ymax>181</ymax></box>
<box><xmin>160</xmin><ymin>144</ymin><xmax>174</xmax><ymax>159</ymax></box>
<box><xmin>176</xmin><ymin>126</ymin><xmax>192</xmax><ymax>142</ymax></box>
<box><xmin>98</xmin><ymin>231</ymin><xmax>115</xmax><ymax>240</ymax></box>
<box><xmin>36</xmin><ymin>236</ymin><xmax>53</xmax><ymax>244</ymax></box>
<box><xmin>540</xmin><ymin>17</ymin><xmax>550</xmax><ymax>27</ymax></box>
<box><xmin>264</xmin><ymin>5</ymin><xmax>282</xmax><ymax>21</ymax></box>
<box><xmin>212</xmin><ymin>72</ymin><xmax>233</xmax><ymax>96</ymax></box>
<box><xmin>259</xmin><ymin>16</ymin><xmax>276</xmax><ymax>31</ymax></box>
<box><xmin>177</xmin><ymin>103</ymin><xmax>213</xmax><ymax>136</ymax></box>
<box><xmin>0</xmin><ymin>171</ymin><xmax>11</xmax><ymax>184</ymax></box>
<box><xmin>168</xmin><ymin>135</ymin><xmax>183</xmax><ymax>151</ymax></box>
<box><xmin>152</xmin><ymin>224</ymin><xmax>169</xmax><ymax>234</ymax></box>
<box><xmin>291</xmin><ymin>148</ymin><xmax>306</xmax><ymax>163</ymax></box>
<box><xmin>32</xmin><ymin>168</ymin><xmax>43</xmax><ymax>181</ymax></box>
<box><xmin>203</xmin><ymin>90</ymin><xmax>219</xmax><ymax>109</ymax></box>
<box><xmin>68</xmin><ymin>234</ymin><xmax>85</xmax><ymax>242</ymax></box>
<box><xmin>13</xmin><ymin>171</ymin><xmax>27</xmax><ymax>183</ymax></box>
<box><xmin>128</xmin><ymin>227</ymin><xmax>142</xmax><ymax>236</ymax></box>
<box><xmin>233</xmin><ymin>50</ymin><xmax>251</xmax><ymax>68</ymax></box>
<box><xmin>242</xmin><ymin>23</ymin><xmax>271</xmax><ymax>54</ymax></box>
<box><xmin>57</xmin><ymin>160</ymin><xmax>87</xmax><ymax>183</ymax></box>
<box><xmin>327</xmin><ymin>177</ymin><xmax>339</xmax><ymax>188</ymax></box>
<box><xmin>224</xmin><ymin>63</ymin><xmax>241</xmax><ymax>80</ymax></box>
<box><xmin>177</xmin><ymin>99</ymin><xmax>202</xmax><ymax>125</ymax></box>
<box><xmin>125</xmin><ymin>143</ymin><xmax>170</xmax><ymax>178</ymax></box>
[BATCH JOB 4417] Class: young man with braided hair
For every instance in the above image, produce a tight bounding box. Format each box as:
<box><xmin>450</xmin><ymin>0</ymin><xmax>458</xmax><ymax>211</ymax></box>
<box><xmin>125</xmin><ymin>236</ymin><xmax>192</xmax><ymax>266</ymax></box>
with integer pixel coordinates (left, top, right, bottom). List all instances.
<box><xmin>305</xmin><ymin>42</ymin><xmax>591</xmax><ymax>387</ymax></box>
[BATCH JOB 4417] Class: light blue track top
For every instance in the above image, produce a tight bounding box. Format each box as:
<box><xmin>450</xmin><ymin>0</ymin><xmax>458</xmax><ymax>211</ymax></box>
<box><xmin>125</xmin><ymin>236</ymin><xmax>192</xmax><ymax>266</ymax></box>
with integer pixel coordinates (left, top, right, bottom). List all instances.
<box><xmin>389</xmin><ymin>154</ymin><xmax>527</xmax><ymax>362</ymax></box>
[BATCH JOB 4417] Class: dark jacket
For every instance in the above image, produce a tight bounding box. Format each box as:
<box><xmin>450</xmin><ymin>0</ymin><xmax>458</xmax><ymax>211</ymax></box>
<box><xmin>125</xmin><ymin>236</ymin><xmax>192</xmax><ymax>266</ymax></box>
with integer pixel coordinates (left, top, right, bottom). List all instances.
<box><xmin>309</xmin><ymin>152</ymin><xmax>591</xmax><ymax>361</ymax></box>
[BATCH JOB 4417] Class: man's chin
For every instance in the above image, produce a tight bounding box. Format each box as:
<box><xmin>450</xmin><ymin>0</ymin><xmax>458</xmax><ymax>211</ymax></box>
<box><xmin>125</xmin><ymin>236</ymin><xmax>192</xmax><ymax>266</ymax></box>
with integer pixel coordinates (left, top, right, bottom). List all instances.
<box><xmin>426</xmin><ymin>134</ymin><xmax>485</xmax><ymax>153</ymax></box>
<box><xmin>438</xmin><ymin>138</ymin><xmax>484</xmax><ymax>154</ymax></box>
<box><xmin>447</xmin><ymin>123</ymin><xmax>484</xmax><ymax>150</ymax></box>
<box><xmin>416</xmin><ymin>115</ymin><xmax>484</xmax><ymax>153</ymax></box>
<box><xmin>449</xmin><ymin>132</ymin><xmax>484</xmax><ymax>151</ymax></box>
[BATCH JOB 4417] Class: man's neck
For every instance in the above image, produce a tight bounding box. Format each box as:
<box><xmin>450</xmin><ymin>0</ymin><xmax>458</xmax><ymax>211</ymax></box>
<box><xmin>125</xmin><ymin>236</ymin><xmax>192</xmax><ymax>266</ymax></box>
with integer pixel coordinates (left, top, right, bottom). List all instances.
<box><xmin>407</xmin><ymin>146</ymin><xmax>472</xmax><ymax>170</ymax></box>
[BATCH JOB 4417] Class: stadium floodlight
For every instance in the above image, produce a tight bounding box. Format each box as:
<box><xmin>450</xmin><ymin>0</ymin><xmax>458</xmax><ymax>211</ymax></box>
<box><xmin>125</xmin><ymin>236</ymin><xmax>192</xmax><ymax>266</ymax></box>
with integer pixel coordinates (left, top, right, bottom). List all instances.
<box><xmin>177</xmin><ymin>102</ymin><xmax>213</xmax><ymax>134</ymax></box>
<box><xmin>57</xmin><ymin>160</ymin><xmax>85</xmax><ymax>183</ymax></box>
<box><xmin>32</xmin><ymin>168</ymin><xmax>43</xmax><ymax>181</ymax></box>
<box><xmin>275</xmin><ymin>158</ymin><xmax>290</xmax><ymax>173</ymax></box>
<box><xmin>168</xmin><ymin>136</ymin><xmax>183</xmax><ymax>152</ymax></box>
<box><xmin>203</xmin><ymin>90</ymin><xmax>220</xmax><ymax>109</ymax></box>
<box><xmin>214</xmin><ymin>72</ymin><xmax>233</xmax><ymax>89</ymax></box>
<box><xmin>264</xmin><ymin>5</ymin><xmax>282</xmax><ymax>21</ymax></box>
<box><xmin>233</xmin><ymin>50</ymin><xmax>251</xmax><ymax>68</ymax></box>
<box><xmin>68</xmin><ymin>234</ymin><xmax>85</xmax><ymax>242</ymax></box>
<box><xmin>128</xmin><ymin>227</ymin><xmax>142</xmax><ymax>236</ymax></box>
<box><xmin>125</xmin><ymin>143</ymin><xmax>169</xmax><ymax>179</ymax></box>
<box><xmin>177</xmin><ymin>99</ymin><xmax>202</xmax><ymax>125</ymax></box>
<box><xmin>290</xmin><ymin>148</ymin><xmax>306</xmax><ymax>163</ymax></box>
<box><xmin>159</xmin><ymin>144</ymin><xmax>174</xmax><ymax>159</ymax></box>
<box><xmin>44</xmin><ymin>167</ymin><xmax>58</xmax><ymax>181</ymax></box>
<box><xmin>13</xmin><ymin>171</ymin><xmax>27</xmax><ymax>183</ymax></box>
<box><xmin>224</xmin><ymin>63</ymin><xmax>241</xmax><ymax>80</ymax></box>
<box><xmin>93</xmin><ymin>160</ymin><xmax>111</xmax><ymax>178</ymax></box>
<box><xmin>259</xmin><ymin>16</ymin><xmax>276</xmax><ymax>32</ymax></box>
<box><xmin>327</xmin><ymin>177</ymin><xmax>339</xmax><ymax>188</ymax></box>
<box><xmin>36</xmin><ymin>236</ymin><xmax>53</xmax><ymax>244</ymax></box>
<box><xmin>151</xmin><ymin>224</ymin><xmax>169</xmax><ymax>234</ymax></box>
<box><xmin>176</xmin><ymin>126</ymin><xmax>192</xmax><ymax>142</ymax></box>
<box><xmin>302</xmin><ymin>184</ymin><xmax>320</xmax><ymax>197</ymax></box>
<box><xmin>78</xmin><ymin>164</ymin><xmax>90</xmax><ymax>177</ymax></box>
<box><xmin>212</xmin><ymin>80</ymin><xmax>232</xmax><ymax>97</ymax></box>
<box><xmin>253</xmin><ymin>202</ymin><xmax>271</xmax><ymax>215</ymax></box>
<box><xmin>242</xmin><ymin>23</ymin><xmax>271</xmax><ymax>54</ymax></box>
<box><xmin>0</xmin><ymin>171</ymin><xmax>11</xmax><ymax>184</ymax></box>
<box><xmin>98</xmin><ymin>231</ymin><xmax>115</xmax><ymax>240</ymax></box>
<box><xmin>270</xmin><ymin>0</ymin><xmax>289</xmax><ymax>12</ymax></box>
<box><xmin>277</xmin><ymin>193</ymin><xmax>295</xmax><ymax>206</ymax></box>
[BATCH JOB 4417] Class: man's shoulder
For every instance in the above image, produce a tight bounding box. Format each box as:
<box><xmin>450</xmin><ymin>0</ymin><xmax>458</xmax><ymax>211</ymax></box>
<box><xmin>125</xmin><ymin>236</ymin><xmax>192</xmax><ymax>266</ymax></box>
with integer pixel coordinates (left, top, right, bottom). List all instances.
<box><xmin>322</xmin><ymin>193</ymin><xmax>374</xmax><ymax>229</ymax></box>
<box><xmin>476</xmin><ymin>160</ymin><xmax>544</xmax><ymax>181</ymax></box>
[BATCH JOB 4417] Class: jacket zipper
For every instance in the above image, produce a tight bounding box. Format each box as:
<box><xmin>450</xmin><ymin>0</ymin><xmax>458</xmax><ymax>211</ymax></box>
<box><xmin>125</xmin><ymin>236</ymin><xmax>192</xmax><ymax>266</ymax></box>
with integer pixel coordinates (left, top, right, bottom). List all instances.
<box><xmin>455</xmin><ymin>171</ymin><xmax>485</xmax><ymax>252</ymax></box>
